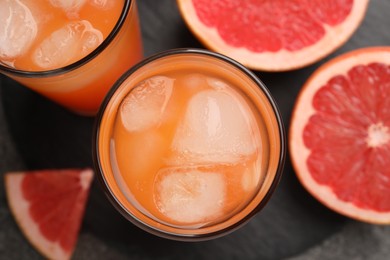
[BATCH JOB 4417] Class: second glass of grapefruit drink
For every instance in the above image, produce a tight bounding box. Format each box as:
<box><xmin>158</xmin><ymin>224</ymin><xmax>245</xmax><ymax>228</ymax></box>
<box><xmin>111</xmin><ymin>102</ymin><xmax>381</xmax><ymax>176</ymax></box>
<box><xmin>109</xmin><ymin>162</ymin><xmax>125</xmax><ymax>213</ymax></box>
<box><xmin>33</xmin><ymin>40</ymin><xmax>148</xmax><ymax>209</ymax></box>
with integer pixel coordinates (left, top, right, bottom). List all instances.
<box><xmin>93</xmin><ymin>49</ymin><xmax>285</xmax><ymax>240</ymax></box>
<box><xmin>0</xmin><ymin>0</ymin><xmax>142</xmax><ymax>115</ymax></box>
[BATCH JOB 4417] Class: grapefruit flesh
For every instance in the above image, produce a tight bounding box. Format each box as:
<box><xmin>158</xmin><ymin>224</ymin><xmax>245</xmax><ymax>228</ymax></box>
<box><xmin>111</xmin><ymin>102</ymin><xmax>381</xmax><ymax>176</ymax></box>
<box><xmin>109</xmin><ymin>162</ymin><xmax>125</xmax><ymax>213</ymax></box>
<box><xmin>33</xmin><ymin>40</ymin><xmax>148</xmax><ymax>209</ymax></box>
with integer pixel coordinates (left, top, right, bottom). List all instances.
<box><xmin>177</xmin><ymin>0</ymin><xmax>369</xmax><ymax>71</ymax></box>
<box><xmin>4</xmin><ymin>169</ymin><xmax>94</xmax><ymax>260</ymax></box>
<box><xmin>290</xmin><ymin>47</ymin><xmax>390</xmax><ymax>224</ymax></box>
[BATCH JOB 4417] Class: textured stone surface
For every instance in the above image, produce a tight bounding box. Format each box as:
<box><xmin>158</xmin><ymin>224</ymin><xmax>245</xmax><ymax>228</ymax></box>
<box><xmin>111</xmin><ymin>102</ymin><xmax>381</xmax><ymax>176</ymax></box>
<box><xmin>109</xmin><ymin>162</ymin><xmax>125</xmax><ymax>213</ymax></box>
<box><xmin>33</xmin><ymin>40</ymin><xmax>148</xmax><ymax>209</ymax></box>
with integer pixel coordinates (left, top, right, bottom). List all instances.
<box><xmin>289</xmin><ymin>222</ymin><xmax>390</xmax><ymax>260</ymax></box>
<box><xmin>1</xmin><ymin>0</ymin><xmax>390</xmax><ymax>259</ymax></box>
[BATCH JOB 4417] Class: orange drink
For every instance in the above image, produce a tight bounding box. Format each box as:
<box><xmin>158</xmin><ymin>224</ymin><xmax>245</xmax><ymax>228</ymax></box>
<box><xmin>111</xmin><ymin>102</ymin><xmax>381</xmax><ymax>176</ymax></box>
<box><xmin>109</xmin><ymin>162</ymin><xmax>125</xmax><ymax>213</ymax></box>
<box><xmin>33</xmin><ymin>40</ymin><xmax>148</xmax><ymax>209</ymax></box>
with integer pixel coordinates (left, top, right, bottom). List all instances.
<box><xmin>93</xmin><ymin>49</ymin><xmax>285</xmax><ymax>240</ymax></box>
<box><xmin>0</xmin><ymin>0</ymin><xmax>142</xmax><ymax>115</ymax></box>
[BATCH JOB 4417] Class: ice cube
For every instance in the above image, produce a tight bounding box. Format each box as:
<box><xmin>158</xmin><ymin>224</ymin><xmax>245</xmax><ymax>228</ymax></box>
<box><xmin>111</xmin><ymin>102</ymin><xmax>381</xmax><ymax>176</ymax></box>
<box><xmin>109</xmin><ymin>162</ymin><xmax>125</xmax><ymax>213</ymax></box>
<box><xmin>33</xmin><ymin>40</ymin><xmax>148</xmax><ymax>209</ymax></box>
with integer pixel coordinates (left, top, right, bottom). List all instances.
<box><xmin>154</xmin><ymin>167</ymin><xmax>225</xmax><ymax>224</ymax></box>
<box><xmin>181</xmin><ymin>73</ymin><xmax>207</xmax><ymax>89</ymax></box>
<box><xmin>80</xmin><ymin>28</ymin><xmax>103</xmax><ymax>56</ymax></box>
<box><xmin>206</xmin><ymin>77</ymin><xmax>230</xmax><ymax>90</ymax></box>
<box><xmin>171</xmin><ymin>89</ymin><xmax>258</xmax><ymax>164</ymax></box>
<box><xmin>120</xmin><ymin>76</ymin><xmax>174</xmax><ymax>132</ymax></box>
<box><xmin>50</xmin><ymin>0</ymin><xmax>86</xmax><ymax>17</ymax></box>
<box><xmin>32</xmin><ymin>20</ymin><xmax>103</xmax><ymax>69</ymax></box>
<box><xmin>90</xmin><ymin>0</ymin><xmax>113</xmax><ymax>9</ymax></box>
<box><xmin>173</xmin><ymin>73</ymin><xmax>209</xmax><ymax>102</ymax></box>
<box><xmin>241</xmin><ymin>162</ymin><xmax>261</xmax><ymax>192</ymax></box>
<box><xmin>0</xmin><ymin>0</ymin><xmax>37</xmax><ymax>60</ymax></box>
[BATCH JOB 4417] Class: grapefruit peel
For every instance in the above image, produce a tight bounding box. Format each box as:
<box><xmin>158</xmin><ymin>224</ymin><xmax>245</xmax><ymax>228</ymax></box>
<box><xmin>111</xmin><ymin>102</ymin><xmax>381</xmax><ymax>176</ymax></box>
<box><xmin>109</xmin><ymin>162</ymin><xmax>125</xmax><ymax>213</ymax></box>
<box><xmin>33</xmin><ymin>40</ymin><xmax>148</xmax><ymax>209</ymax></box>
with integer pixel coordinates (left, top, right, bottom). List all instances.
<box><xmin>4</xmin><ymin>169</ymin><xmax>94</xmax><ymax>260</ymax></box>
<box><xmin>290</xmin><ymin>47</ymin><xmax>390</xmax><ymax>224</ymax></box>
<box><xmin>177</xmin><ymin>0</ymin><xmax>369</xmax><ymax>71</ymax></box>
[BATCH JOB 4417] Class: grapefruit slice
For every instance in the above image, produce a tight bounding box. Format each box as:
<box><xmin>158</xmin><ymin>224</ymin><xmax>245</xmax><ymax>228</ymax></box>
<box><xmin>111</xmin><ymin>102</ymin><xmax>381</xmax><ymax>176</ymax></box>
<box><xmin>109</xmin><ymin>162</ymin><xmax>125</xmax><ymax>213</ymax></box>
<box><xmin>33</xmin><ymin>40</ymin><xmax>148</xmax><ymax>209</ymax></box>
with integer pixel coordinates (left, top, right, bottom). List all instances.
<box><xmin>290</xmin><ymin>47</ymin><xmax>390</xmax><ymax>224</ymax></box>
<box><xmin>177</xmin><ymin>0</ymin><xmax>369</xmax><ymax>71</ymax></box>
<box><xmin>4</xmin><ymin>169</ymin><xmax>94</xmax><ymax>260</ymax></box>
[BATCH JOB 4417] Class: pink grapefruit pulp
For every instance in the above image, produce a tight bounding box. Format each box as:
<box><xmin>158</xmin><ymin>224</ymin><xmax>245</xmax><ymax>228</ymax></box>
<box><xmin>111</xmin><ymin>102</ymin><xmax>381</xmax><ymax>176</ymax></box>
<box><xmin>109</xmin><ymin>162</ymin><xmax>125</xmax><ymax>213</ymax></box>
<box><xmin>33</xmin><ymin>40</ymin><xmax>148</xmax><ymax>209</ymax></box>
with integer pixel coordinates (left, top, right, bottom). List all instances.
<box><xmin>4</xmin><ymin>169</ymin><xmax>94</xmax><ymax>260</ymax></box>
<box><xmin>290</xmin><ymin>47</ymin><xmax>390</xmax><ymax>224</ymax></box>
<box><xmin>177</xmin><ymin>0</ymin><xmax>369</xmax><ymax>71</ymax></box>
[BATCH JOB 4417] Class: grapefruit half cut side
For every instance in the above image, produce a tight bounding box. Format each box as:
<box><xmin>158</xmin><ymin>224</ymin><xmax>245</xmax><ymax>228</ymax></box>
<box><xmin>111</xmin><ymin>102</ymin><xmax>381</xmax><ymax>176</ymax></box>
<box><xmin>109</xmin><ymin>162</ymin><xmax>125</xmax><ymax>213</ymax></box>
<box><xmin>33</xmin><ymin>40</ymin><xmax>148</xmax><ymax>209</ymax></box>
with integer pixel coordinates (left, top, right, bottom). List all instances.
<box><xmin>177</xmin><ymin>0</ymin><xmax>369</xmax><ymax>71</ymax></box>
<box><xmin>4</xmin><ymin>169</ymin><xmax>94</xmax><ymax>260</ymax></box>
<box><xmin>289</xmin><ymin>47</ymin><xmax>390</xmax><ymax>224</ymax></box>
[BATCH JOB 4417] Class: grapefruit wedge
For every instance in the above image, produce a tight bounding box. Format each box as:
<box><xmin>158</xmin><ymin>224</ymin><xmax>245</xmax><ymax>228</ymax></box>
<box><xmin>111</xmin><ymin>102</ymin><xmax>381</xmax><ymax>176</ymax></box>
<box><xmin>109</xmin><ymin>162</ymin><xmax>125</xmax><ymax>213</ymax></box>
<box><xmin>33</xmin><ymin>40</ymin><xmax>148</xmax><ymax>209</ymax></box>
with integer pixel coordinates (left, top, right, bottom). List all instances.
<box><xmin>177</xmin><ymin>0</ymin><xmax>369</xmax><ymax>71</ymax></box>
<box><xmin>290</xmin><ymin>47</ymin><xmax>390</xmax><ymax>224</ymax></box>
<box><xmin>4</xmin><ymin>169</ymin><xmax>94</xmax><ymax>260</ymax></box>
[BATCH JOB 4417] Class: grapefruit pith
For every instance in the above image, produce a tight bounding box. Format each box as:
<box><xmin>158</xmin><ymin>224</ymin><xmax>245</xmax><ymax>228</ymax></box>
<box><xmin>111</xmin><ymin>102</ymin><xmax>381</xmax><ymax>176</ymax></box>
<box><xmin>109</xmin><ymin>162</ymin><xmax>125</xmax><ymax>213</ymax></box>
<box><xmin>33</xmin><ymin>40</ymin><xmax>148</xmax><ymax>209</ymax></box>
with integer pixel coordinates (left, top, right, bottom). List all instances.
<box><xmin>177</xmin><ymin>0</ymin><xmax>369</xmax><ymax>71</ymax></box>
<box><xmin>289</xmin><ymin>47</ymin><xmax>390</xmax><ymax>224</ymax></box>
<box><xmin>4</xmin><ymin>169</ymin><xmax>94</xmax><ymax>260</ymax></box>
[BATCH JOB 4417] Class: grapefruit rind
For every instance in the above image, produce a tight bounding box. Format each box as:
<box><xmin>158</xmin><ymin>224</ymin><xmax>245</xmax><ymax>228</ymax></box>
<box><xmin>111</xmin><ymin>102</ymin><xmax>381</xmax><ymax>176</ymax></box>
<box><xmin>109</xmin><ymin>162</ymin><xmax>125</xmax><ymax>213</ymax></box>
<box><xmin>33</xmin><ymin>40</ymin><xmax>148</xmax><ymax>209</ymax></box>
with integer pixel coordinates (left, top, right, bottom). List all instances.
<box><xmin>4</xmin><ymin>169</ymin><xmax>94</xmax><ymax>260</ymax></box>
<box><xmin>177</xmin><ymin>0</ymin><xmax>369</xmax><ymax>71</ymax></box>
<box><xmin>289</xmin><ymin>47</ymin><xmax>390</xmax><ymax>224</ymax></box>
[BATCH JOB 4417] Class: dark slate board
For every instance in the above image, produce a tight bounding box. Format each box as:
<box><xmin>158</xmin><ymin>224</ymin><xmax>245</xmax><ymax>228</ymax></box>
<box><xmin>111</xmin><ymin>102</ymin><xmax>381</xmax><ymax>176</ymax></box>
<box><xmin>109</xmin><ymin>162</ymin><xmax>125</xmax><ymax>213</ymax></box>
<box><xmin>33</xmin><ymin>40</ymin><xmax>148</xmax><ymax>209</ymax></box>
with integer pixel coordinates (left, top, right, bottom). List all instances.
<box><xmin>1</xmin><ymin>0</ymin><xmax>389</xmax><ymax>259</ymax></box>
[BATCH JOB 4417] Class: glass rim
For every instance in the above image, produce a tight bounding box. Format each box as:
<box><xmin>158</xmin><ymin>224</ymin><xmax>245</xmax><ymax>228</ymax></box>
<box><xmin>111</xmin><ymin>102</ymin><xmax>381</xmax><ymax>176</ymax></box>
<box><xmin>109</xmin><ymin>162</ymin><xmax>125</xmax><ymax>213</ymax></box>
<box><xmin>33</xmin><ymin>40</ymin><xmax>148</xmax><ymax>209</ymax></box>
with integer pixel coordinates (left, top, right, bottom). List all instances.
<box><xmin>92</xmin><ymin>48</ymin><xmax>286</xmax><ymax>241</ymax></box>
<box><xmin>0</xmin><ymin>0</ymin><xmax>133</xmax><ymax>78</ymax></box>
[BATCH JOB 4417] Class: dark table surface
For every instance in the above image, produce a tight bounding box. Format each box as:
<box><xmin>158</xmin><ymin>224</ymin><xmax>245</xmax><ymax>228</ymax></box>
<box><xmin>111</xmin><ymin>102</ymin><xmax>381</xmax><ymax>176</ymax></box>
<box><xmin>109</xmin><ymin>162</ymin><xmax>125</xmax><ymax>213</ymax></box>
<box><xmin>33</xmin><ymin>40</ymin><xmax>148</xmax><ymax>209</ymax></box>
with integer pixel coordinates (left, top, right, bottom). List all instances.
<box><xmin>1</xmin><ymin>0</ymin><xmax>390</xmax><ymax>259</ymax></box>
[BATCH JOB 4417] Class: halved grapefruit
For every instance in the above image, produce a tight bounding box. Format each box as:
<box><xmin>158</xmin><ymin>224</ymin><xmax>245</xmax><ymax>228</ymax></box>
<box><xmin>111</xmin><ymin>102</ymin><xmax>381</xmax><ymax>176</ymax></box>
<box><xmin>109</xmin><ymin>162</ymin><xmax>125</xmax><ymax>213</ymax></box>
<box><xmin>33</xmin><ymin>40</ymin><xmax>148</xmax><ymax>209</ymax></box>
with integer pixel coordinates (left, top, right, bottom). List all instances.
<box><xmin>177</xmin><ymin>0</ymin><xmax>369</xmax><ymax>71</ymax></box>
<box><xmin>289</xmin><ymin>47</ymin><xmax>390</xmax><ymax>224</ymax></box>
<box><xmin>4</xmin><ymin>169</ymin><xmax>94</xmax><ymax>260</ymax></box>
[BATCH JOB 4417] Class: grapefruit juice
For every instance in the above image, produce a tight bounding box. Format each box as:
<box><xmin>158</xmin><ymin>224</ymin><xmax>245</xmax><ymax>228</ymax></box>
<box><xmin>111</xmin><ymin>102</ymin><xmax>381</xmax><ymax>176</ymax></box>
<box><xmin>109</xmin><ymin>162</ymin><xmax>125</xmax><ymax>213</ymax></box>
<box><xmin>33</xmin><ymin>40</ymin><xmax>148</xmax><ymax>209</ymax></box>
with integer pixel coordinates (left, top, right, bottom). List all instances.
<box><xmin>94</xmin><ymin>49</ymin><xmax>285</xmax><ymax>240</ymax></box>
<box><xmin>0</xmin><ymin>0</ymin><xmax>142</xmax><ymax>115</ymax></box>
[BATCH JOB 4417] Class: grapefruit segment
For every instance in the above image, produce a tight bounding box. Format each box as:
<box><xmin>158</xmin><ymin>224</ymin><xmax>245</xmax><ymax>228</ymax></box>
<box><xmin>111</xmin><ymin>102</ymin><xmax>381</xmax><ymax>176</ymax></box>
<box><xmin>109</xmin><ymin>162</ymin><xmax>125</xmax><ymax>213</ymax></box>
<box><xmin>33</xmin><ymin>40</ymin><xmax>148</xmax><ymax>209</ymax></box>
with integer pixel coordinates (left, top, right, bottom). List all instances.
<box><xmin>177</xmin><ymin>0</ymin><xmax>369</xmax><ymax>71</ymax></box>
<box><xmin>4</xmin><ymin>169</ymin><xmax>94</xmax><ymax>260</ymax></box>
<box><xmin>290</xmin><ymin>47</ymin><xmax>390</xmax><ymax>224</ymax></box>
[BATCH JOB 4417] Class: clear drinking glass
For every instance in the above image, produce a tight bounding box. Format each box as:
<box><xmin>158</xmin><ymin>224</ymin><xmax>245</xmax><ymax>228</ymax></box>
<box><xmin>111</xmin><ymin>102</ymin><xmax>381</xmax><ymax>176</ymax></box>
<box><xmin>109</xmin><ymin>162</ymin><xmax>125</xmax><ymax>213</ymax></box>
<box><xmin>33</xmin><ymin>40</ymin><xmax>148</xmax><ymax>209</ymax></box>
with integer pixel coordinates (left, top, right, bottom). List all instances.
<box><xmin>93</xmin><ymin>49</ymin><xmax>285</xmax><ymax>241</ymax></box>
<box><xmin>0</xmin><ymin>0</ymin><xmax>143</xmax><ymax>116</ymax></box>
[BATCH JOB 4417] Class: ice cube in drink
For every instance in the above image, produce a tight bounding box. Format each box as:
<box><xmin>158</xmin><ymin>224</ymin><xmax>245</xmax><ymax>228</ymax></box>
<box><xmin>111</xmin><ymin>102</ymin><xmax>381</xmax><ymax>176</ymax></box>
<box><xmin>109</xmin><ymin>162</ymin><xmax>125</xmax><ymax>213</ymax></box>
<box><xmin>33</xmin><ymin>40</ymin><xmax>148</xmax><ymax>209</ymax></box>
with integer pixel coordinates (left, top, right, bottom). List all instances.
<box><xmin>171</xmin><ymin>88</ymin><xmax>258</xmax><ymax>164</ymax></box>
<box><xmin>33</xmin><ymin>20</ymin><xmax>103</xmax><ymax>69</ymax></box>
<box><xmin>154</xmin><ymin>167</ymin><xmax>226</xmax><ymax>225</ymax></box>
<box><xmin>0</xmin><ymin>0</ymin><xmax>37</xmax><ymax>61</ymax></box>
<box><xmin>120</xmin><ymin>76</ymin><xmax>174</xmax><ymax>132</ymax></box>
<box><xmin>49</xmin><ymin>0</ymin><xmax>87</xmax><ymax>16</ymax></box>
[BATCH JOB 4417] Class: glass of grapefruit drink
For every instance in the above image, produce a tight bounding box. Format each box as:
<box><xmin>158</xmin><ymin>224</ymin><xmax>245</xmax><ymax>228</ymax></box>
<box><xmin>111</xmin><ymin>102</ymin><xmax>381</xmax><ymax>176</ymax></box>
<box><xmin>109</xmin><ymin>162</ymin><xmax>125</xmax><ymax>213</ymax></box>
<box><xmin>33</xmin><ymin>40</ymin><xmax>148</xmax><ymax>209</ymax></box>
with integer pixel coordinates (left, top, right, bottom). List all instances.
<box><xmin>93</xmin><ymin>49</ymin><xmax>285</xmax><ymax>240</ymax></box>
<box><xmin>0</xmin><ymin>0</ymin><xmax>142</xmax><ymax>116</ymax></box>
